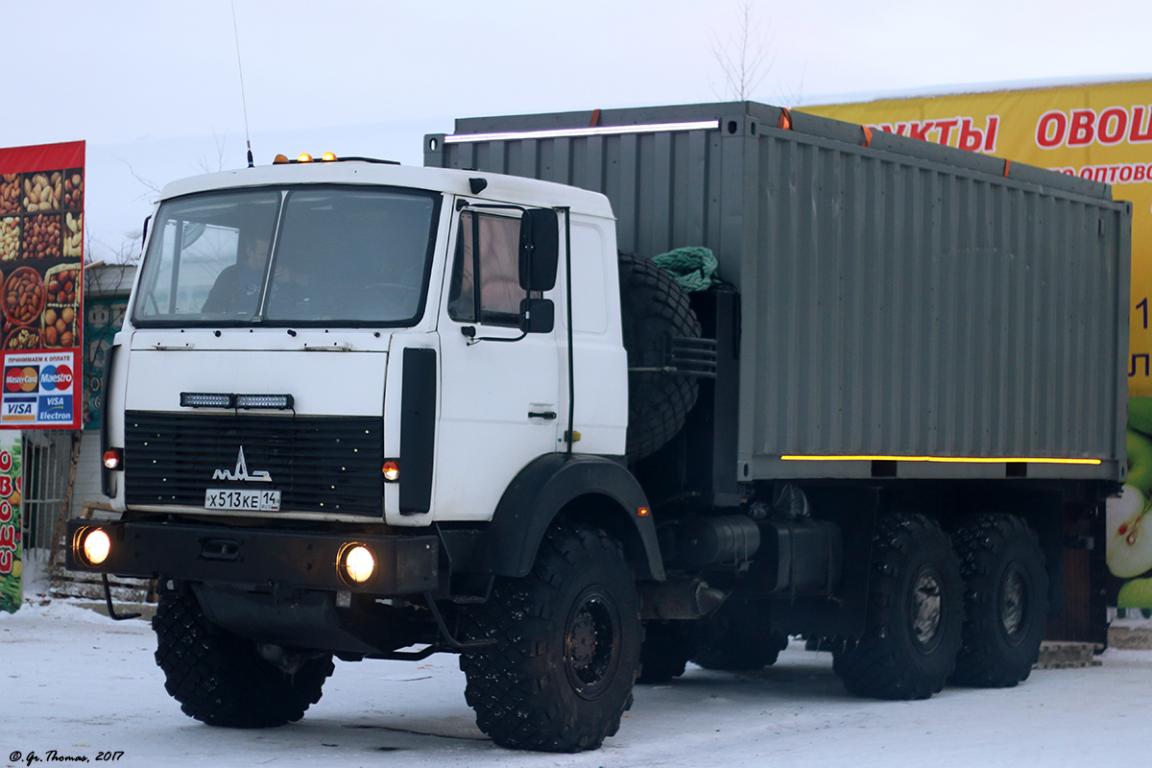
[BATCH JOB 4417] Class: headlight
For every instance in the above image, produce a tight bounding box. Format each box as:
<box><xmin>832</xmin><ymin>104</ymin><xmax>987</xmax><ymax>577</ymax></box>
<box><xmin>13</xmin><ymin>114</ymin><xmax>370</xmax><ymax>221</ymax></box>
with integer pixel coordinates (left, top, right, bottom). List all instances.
<box><xmin>75</xmin><ymin>527</ymin><xmax>112</xmax><ymax>566</ymax></box>
<box><xmin>338</xmin><ymin>543</ymin><xmax>376</xmax><ymax>585</ymax></box>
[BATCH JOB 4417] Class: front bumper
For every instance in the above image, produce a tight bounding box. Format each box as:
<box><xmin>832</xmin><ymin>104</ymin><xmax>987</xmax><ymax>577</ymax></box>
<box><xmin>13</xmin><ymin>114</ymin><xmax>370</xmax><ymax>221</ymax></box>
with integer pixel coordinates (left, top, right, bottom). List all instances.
<box><xmin>64</xmin><ymin>518</ymin><xmax>439</xmax><ymax>595</ymax></box>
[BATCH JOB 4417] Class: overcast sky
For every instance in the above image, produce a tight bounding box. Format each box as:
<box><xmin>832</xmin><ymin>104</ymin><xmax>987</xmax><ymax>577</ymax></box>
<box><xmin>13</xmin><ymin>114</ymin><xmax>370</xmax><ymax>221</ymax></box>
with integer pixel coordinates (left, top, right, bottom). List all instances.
<box><xmin>1</xmin><ymin>0</ymin><xmax>1149</xmax><ymax>261</ymax></box>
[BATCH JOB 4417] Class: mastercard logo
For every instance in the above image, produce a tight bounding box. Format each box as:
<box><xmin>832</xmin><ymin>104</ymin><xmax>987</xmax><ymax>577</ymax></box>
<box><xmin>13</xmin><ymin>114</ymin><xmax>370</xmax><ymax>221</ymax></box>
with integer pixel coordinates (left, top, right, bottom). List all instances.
<box><xmin>4</xmin><ymin>366</ymin><xmax>38</xmax><ymax>393</ymax></box>
<box><xmin>40</xmin><ymin>364</ymin><xmax>73</xmax><ymax>391</ymax></box>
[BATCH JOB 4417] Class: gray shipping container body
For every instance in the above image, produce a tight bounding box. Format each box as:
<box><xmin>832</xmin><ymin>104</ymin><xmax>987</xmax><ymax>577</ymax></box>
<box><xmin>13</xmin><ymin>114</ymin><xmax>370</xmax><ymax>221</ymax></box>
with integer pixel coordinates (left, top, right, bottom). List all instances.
<box><xmin>425</xmin><ymin>102</ymin><xmax>1131</xmax><ymax>484</ymax></box>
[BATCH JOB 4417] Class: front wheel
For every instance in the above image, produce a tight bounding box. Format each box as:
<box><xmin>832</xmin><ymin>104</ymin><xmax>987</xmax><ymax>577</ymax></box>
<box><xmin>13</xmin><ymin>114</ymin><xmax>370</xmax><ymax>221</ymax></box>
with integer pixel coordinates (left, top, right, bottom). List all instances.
<box><xmin>460</xmin><ymin>522</ymin><xmax>642</xmax><ymax>752</ymax></box>
<box><xmin>152</xmin><ymin>590</ymin><xmax>334</xmax><ymax>727</ymax></box>
<box><xmin>833</xmin><ymin>513</ymin><xmax>963</xmax><ymax>700</ymax></box>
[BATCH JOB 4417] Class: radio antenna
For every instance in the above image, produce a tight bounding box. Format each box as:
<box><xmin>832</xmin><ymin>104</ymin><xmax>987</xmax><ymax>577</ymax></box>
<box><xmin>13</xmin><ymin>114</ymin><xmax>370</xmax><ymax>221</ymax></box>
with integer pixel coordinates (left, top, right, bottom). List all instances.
<box><xmin>231</xmin><ymin>0</ymin><xmax>255</xmax><ymax>168</ymax></box>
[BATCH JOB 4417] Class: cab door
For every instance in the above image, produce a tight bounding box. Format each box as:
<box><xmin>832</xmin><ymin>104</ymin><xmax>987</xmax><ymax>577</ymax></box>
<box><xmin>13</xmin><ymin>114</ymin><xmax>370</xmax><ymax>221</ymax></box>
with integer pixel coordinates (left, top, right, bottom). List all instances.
<box><xmin>433</xmin><ymin>202</ymin><xmax>561</xmax><ymax>521</ymax></box>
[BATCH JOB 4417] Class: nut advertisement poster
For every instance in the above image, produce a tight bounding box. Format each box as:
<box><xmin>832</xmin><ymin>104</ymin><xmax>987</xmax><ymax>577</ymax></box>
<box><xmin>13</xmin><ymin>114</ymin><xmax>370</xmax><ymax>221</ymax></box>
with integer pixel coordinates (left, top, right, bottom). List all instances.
<box><xmin>805</xmin><ymin>80</ymin><xmax>1152</xmax><ymax>609</ymax></box>
<box><xmin>0</xmin><ymin>140</ymin><xmax>84</xmax><ymax>430</ymax></box>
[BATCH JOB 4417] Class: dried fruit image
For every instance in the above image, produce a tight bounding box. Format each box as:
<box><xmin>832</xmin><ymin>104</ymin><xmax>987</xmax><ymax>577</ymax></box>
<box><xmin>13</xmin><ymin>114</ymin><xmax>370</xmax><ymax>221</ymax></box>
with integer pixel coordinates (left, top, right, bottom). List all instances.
<box><xmin>42</xmin><ymin>305</ymin><xmax>76</xmax><ymax>348</ymax></box>
<box><xmin>22</xmin><ymin>171</ymin><xmax>62</xmax><ymax>213</ymax></box>
<box><xmin>3</xmin><ymin>267</ymin><xmax>46</xmax><ymax>326</ymax></box>
<box><xmin>46</xmin><ymin>265</ymin><xmax>79</xmax><ymax>305</ymax></box>
<box><xmin>4</xmin><ymin>326</ymin><xmax>41</xmax><ymax>350</ymax></box>
<box><xmin>0</xmin><ymin>174</ymin><xmax>19</xmax><ymax>216</ymax></box>
<box><xmin>21</xmin><ymin>214</ymin><xmax>62</xmax><ymax>260</ymax></box>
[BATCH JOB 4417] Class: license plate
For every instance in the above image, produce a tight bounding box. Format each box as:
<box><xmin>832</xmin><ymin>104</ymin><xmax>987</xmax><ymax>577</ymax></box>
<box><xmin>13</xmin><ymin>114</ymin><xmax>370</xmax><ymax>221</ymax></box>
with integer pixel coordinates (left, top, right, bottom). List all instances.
<box><xmin>205</xmin><ymin>488</ymin><xmax>281</xmax><ymax>512</ymax></box>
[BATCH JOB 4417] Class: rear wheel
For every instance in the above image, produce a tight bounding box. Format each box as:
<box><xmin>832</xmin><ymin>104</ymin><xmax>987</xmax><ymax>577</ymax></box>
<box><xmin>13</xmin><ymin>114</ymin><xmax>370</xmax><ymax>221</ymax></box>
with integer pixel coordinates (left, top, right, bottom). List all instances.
<box><xmin>950</xmin><ymin>514</ymin><xmax>1048</xmax><ymax>687</ymax></box>
<box><xmin>692</xmin><ymin>599</ymin><xmax>788</xmax><ymax>672</ymax></box>
<box><xmin>152</xmin><ymin>590</ymin><xmax>333</xmax><ymax>727</ymax></box>
<box><xmin>460</xmin><ymin>522</ymin><xmax>642</xmax><ymax>752</ymax></box>
<box><xmin>833</xmin><ymin>514</ymin><xmax>963</xmax><ymax>700</ymax></box>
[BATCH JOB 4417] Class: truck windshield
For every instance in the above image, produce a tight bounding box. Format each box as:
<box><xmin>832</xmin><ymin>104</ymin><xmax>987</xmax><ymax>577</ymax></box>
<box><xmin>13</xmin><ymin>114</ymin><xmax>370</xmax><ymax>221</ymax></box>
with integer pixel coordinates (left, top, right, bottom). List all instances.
<box><xmin>132</xmin><ymin>186</ymin><xmax>439</xmax><ymax>326</ymax></box>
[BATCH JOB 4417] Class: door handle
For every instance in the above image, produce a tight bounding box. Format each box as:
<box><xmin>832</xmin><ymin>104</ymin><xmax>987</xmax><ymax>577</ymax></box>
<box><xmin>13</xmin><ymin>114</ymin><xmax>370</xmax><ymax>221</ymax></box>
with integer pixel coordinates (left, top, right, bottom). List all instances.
<box><xmin>528</xmin><ymin>410</ymin><xmax>557</xmax><ymax>421</ymax></box>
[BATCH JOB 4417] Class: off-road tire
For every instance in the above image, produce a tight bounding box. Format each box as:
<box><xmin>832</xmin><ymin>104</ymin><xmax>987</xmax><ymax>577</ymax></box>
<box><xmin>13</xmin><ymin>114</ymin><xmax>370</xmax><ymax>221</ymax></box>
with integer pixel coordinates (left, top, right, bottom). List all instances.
<box><xmin>153</xmin><ymin>590</ymin><xmax>334</xmax><ymax>728</ymax></box>
<box><xmin>692</xmin><ymin>598</ymin><xmax>789</xmax><ymax>671</ymax></box>
<box><xmin>833</xmin><ymin>514</ymin><xmax>963</xmax><ymax>700</ymax></box>
<box><xmin>460</xmin><ymin>522</ymin><xmax>642</xmax><ymax>752</ymax></box>
<box><xmin>618</xmin><ymin>253</ymin><xmax>702</xmax><ymax>463</ymax></box>
<box><xmin>950</xmin><ymin>513</ymin><xmax>1049</xmax><ymax>687</ymax></box>
<box><xmin>637</xmin><ymin>621</ymin><xmax>694</xmax><ymax>683</ymax></box>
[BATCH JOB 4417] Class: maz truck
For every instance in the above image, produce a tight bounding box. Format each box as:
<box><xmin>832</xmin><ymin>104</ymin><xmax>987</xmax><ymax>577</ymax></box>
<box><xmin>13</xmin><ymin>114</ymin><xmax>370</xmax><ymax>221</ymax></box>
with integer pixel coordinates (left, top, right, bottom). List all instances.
<box><xmin>67</xmin><ymin>102</ymin><xmax>1130</xmax><ymax>752</ymax></box>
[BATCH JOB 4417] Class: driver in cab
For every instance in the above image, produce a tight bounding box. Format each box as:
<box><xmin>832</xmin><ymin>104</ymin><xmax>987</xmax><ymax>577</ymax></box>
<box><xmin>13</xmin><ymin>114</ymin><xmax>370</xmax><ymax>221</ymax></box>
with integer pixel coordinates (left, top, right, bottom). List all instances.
<box><xmin>201</xmin><ymin>231</ymin><xmax>271</xmax><ymax>315</ymax></box>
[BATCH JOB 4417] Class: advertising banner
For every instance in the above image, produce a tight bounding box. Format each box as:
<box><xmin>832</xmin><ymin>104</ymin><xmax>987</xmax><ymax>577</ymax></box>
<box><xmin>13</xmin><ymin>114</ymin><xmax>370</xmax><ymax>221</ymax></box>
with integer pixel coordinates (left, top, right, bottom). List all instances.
<box><xmin>804</xmin><ymin>80</ymin><xmax>1152</xmax><ymax>608</ymax></box>
<box><xmin>0</xmin><ymin>141</ymin><xmax>84</xmax><ymax>430</ymax></box>
<box><xmin>0</xmin><ymin>430</ymin><xmax>23</xmax><ymax>613</ymax></box>
<box><xmin>83</xmin><ymin>294</ymin><xmax>128</xmax><ymax>430</ymax></box>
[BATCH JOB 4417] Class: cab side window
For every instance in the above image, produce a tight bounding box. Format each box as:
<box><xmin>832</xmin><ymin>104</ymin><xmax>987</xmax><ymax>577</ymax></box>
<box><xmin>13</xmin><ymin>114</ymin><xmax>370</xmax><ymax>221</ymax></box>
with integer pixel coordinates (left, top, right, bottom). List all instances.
<box><xmin>448</xmin><ymin>211</ymin><xmax>523</xmax><ymax>326</ymax></box>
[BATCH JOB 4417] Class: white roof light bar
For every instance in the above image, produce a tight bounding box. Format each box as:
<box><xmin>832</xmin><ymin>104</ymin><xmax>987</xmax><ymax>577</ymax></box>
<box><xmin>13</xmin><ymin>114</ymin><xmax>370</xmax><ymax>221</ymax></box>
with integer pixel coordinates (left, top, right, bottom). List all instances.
<box><xmin>442</xmin><ymin>119</ymin><xmax>721</xmax><ymax>144</ymax></box>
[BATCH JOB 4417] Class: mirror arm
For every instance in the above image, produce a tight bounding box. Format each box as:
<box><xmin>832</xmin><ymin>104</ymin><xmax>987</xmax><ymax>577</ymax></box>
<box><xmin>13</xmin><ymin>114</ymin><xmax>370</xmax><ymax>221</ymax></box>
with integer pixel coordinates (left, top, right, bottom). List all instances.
<box><xmin>462</xmin><ymin>328</ymin><xmax>528</xmax><ymax>346</ymax></box>
<box><xmin>557</xmin><ymin>206</ymin><xmax>574</xmax><ymax>455</ymax></box>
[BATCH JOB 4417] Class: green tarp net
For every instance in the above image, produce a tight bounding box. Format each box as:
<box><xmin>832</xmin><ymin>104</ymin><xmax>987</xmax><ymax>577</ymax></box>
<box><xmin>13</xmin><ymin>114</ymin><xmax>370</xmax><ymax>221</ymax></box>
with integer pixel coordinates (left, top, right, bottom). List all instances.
<box><xmin>651</xmin><ymin>246</ymin><xmax>720</xmax><ymax>292</ymax></box>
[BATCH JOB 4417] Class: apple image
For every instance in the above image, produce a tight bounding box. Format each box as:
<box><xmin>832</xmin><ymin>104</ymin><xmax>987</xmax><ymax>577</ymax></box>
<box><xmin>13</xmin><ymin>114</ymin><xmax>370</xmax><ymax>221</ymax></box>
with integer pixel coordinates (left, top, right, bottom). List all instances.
<box><xmin>1126</xmin><ymin>430</ymin><xmax>1152</xmax><ymax>493</ymax></box>
<box><xmin>1129</xmin><ymin>396</ymin><xmax>1152</xmax><ymax>438</ymax></box>
<box><xmin>1118</xmin><ymin>578</ymin><xmax>1152</xmax><ymax>609</ymax></box>
<box><xmin>1107</xmin><ymin>484</ymin><xmax>1152</xmax><ymax>578</ymax></box>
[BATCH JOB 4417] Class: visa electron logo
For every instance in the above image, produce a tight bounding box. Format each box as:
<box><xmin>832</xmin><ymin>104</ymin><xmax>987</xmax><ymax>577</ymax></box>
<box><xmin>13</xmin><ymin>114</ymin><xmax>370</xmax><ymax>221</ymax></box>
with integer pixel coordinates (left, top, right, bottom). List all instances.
<box><xmin>4</xmin><ymin>366</ymin><xmax>38</xmax><ymax>393</ymax></box>
<box><xmin>40</xmin><ymin>364</ymin><xmax>73</xmax><ymax>391</ymax></box>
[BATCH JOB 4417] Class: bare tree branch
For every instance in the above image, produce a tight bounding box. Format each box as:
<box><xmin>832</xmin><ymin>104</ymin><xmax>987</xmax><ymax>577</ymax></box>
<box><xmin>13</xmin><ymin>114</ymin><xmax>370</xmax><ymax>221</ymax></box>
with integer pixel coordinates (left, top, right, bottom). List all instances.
<box><xmin>195</xmin><ymin>131</ymin><xmax>229</xmax><ymax>174</ymax></box>
<box><xmin>114</xmin><ymin>155</ymin><xmax>161</xmax><ymax>197</ymax></box>
<box><xmin>712</xmin><ymin>0</ymin><xmax>773</xmax><ymax>101</ymax></box>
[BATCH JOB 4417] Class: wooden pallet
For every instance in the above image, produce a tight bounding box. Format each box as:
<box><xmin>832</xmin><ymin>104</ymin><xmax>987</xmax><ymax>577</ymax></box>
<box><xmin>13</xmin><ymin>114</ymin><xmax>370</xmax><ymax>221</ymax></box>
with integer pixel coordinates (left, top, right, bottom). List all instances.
<box><xmin>1108</xmin><ymin>625</ymin><xmax>1152</xmax><ymax>650</ymax></box>
<box><xmin>1036</xmin><ymin>641</ymin><xmax>1102</xmax><ymax>669</ymax></box>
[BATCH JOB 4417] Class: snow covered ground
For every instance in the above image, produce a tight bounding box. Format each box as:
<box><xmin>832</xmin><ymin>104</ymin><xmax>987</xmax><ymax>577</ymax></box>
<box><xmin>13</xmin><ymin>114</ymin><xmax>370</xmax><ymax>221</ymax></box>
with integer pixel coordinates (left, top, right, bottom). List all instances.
<box><xmin>2</xmin><ymin>601</ymin><xmax>1149</xmax><ymax>768</ymax></box>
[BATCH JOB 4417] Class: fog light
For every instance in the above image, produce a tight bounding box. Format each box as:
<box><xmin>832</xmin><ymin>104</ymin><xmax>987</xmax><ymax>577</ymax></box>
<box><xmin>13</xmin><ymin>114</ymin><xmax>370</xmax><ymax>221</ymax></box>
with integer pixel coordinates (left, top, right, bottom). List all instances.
<box><xmin>339</xmin><ymin>543</ymin><xmax>375</xmax><ymax>585</ymax></box>
<box><xmin>102</xmin><ymin>448</ymin><xmax>123</xmax><ymax>470</ymax></box>
<box><xmin>78</xmin><ymin>528</ymin><xmax>112</xmax><ymax>566</ymax></box>
<box><xmin>382</xmin><ymin>460</ymin><xmax>400</xmax><ymax>482</ymax></box>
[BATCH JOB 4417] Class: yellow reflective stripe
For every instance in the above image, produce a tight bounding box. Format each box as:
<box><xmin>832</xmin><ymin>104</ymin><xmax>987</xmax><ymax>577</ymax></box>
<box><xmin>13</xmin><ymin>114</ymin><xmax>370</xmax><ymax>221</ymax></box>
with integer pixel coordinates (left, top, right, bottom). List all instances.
<box><xmin>779</xmin><ymin>455</ymin><xmax>1102</xmax><ymax>465</ymax></box>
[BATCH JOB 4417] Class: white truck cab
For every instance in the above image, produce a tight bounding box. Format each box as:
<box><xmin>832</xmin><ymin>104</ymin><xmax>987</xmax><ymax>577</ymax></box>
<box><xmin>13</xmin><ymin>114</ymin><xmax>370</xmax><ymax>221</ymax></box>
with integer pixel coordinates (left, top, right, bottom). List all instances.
<box><xmin>104</xmin><ymin>160</ymin><xmax>628</xmax><ymax>527</ymax></box>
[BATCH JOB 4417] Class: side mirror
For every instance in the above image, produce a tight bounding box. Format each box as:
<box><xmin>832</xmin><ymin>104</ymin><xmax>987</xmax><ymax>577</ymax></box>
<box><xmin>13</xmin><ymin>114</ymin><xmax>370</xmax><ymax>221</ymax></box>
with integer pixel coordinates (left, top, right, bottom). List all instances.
<box><xmin>520</xmin><ymin>298</ymin><xmax>555</xmax><ymax>334</ymax></box>
<box><xmin>518</xmin><ymin>209</ymin><xmax>559</xmax><ymax>292</ymax></box>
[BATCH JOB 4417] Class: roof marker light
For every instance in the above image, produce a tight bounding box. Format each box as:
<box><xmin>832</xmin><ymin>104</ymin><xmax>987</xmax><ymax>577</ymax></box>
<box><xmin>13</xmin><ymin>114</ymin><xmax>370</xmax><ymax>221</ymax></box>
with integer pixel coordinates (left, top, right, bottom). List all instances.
<box><xmin>297</xmin><ymin>152</ymin><xmax>313</xmax><ymax>163</ymax></box>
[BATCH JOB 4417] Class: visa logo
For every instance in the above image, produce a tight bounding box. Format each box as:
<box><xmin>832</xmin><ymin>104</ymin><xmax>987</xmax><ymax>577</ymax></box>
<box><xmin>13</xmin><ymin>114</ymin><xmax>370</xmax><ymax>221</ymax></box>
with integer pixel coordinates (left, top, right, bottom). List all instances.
<box><xmin>6</xmin><ymin>403</ymin><xmax>33</xmax><ymax>415</ymax></box>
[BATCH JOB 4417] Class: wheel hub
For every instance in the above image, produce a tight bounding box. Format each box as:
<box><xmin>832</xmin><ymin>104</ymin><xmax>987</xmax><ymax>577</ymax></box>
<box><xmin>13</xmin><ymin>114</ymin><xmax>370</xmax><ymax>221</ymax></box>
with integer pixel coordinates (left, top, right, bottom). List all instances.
<box><xmin>910</xmin><ymin>568</ymin><xmax>943</xmax><ymax>650</ymax></box>
<box><xmin>564</xmin><ymin>592</ymin><xmax>619</xmax><ymax>699</ymax></box>
<box><xmin>1000</xmin><ymin>564</ymin><xmax>1028</xmax><ymax>639</ymax></box>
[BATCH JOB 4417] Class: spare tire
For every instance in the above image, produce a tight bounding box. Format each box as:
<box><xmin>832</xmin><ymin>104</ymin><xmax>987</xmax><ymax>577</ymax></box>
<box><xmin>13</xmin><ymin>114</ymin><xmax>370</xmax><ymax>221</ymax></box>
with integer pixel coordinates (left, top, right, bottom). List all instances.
<box><xmin>618</xmin><ymin>253</ymin><xmax>702</xmax><ymax>463</ymax></box>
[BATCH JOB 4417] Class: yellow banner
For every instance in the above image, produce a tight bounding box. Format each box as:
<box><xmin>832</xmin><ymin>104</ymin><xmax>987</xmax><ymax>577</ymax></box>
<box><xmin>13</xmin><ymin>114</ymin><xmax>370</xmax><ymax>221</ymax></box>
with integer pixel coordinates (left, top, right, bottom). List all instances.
<box><xmin>806</xmin><ymin>80</ymin><xmax>1152</xmax><ymax>610</ymax></box>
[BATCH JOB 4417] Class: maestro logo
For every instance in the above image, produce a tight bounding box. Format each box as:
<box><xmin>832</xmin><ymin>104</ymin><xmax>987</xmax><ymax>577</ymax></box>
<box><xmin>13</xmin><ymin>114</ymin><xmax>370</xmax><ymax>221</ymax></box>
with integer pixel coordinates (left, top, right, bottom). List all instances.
<box><xmin>4</xmin><ymin>366</ymin><xmax>39</xmax><ymax>393</ymax></box>
<box><xmin>40</xmin><ymin>364</ymin><xmax>73</xmax><ymax>392</ymax></box>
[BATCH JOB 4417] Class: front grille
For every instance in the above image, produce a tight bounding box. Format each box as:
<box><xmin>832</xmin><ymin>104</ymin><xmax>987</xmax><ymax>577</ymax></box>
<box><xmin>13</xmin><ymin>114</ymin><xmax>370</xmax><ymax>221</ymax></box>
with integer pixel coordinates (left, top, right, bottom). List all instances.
<box><xmin>125</xmin><ymin>411</ymin><xmax>383</xmax><ymax>516</ymax></box>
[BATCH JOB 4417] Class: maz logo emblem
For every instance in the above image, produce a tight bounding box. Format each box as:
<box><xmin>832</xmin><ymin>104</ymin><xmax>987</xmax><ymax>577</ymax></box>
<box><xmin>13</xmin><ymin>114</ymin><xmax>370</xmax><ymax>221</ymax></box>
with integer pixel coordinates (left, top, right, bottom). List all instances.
<box><xmin>212</xmin><ymin>446</ymin><xmax>272</xmax><ymax>483</ymax></box>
